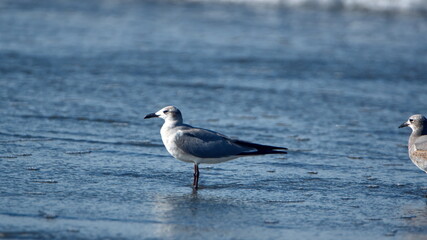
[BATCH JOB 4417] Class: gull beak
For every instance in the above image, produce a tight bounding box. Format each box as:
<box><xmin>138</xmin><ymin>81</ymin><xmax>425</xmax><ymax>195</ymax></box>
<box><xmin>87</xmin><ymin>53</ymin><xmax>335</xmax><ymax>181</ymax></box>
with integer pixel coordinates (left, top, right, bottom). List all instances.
<box><xmin>144</xmin><ymin>113</ymin><xmax>159</xmax><ymax>119</ymax></box>
<box><xmin>398</xmin><ymin>122</ymin><xmax>409</xmax><ymax>128</ymax></box>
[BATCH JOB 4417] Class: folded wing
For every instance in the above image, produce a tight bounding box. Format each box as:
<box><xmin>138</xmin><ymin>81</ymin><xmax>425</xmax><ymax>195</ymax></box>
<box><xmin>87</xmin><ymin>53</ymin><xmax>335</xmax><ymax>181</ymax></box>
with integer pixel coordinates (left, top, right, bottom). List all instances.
<box><xmin>174</xmin><ymin>127</ymin><xmax>287</xmax><ymax>158</ymax></box>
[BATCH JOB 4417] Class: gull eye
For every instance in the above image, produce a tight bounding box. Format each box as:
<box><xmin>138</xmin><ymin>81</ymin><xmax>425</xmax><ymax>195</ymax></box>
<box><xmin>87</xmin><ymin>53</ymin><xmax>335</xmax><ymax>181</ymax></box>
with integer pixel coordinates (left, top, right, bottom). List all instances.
<box><xmin>163</xmin><ymin>110</ymin><xmax>169</xmax><ymax>114</ymax></box>
<box><xmin>409</xmin><ymin>119</ymin><xmax>414</xmax><ymax>123</ymax></box>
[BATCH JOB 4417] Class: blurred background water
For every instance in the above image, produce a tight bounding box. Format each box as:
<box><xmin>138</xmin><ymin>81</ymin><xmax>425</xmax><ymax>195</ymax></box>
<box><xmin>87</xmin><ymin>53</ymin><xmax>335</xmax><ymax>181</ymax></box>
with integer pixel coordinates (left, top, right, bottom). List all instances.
<box><xmin>1</xmin><ymin>0</ymin><xmax>427</xmax><ymax>239</ymax></box>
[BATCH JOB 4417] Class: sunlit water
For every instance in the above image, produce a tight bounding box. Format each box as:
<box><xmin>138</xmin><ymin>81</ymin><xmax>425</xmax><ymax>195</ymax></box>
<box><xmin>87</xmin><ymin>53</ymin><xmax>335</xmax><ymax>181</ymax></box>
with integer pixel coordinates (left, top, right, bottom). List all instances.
<box><xmin>1</xmin><ymin>0</ymin><xmax>427</xmax><ymax>239</ymax></box>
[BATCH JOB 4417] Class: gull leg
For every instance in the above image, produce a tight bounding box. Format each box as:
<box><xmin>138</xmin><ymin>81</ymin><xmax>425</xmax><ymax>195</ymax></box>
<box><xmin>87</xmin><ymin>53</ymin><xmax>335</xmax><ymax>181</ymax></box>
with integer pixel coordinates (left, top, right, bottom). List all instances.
<box><xmin>193</xmin><ymin>163</ymin><xmax>200</xmax><ymax>190</ymax></box>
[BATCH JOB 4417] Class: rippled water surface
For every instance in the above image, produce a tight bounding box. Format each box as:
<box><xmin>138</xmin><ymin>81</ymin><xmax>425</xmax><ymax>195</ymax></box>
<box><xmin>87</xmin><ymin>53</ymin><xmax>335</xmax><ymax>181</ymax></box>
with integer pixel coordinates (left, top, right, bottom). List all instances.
<box><xmin>1</xmin><ymin>0</ymin><xmax>427</xmax><ymax>239</ymax></box>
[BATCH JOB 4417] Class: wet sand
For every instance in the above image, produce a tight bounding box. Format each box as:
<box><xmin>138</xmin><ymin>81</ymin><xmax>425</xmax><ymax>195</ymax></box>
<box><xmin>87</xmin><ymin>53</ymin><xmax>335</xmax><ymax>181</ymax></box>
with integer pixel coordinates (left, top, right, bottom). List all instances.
<box><xmin>1</xmin><ymin>0</ymin><xmax>427</xmax><ymax>239</ymax></box>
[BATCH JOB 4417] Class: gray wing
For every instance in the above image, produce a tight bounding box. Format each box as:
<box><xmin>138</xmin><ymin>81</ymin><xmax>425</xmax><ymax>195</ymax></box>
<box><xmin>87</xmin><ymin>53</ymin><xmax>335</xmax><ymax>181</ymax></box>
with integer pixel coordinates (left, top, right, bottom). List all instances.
<box><xmin>415</xmin><ymin>136</ymin><xmax>427</xmax><ymax>150</ymax></box>
<box><xmin>174</xmin><ymin>127</ymin><xmax>252</xmax><ymax>158</ymax></box>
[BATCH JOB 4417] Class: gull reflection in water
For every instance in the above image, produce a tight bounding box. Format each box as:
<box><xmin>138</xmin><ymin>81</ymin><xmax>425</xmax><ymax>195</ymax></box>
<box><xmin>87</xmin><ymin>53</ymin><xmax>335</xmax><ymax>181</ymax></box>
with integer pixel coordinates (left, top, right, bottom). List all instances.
<box><xmin>400</xmin><ymin>200</ymin><xmax>427</xmax><ymax>240</ymax></box>
<box><xmin>150</xmin><ymin>192</ymin><xmax>252</xmax><ymax>239</ymax></box>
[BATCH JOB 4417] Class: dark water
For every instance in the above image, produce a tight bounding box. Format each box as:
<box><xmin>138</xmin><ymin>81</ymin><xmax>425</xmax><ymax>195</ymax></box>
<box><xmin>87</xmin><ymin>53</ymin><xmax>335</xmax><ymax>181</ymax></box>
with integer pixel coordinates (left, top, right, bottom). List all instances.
<box><xmin>1</xmin><ymin>0</ymin><xmax>427</xmax><ymax>239</ymax></box>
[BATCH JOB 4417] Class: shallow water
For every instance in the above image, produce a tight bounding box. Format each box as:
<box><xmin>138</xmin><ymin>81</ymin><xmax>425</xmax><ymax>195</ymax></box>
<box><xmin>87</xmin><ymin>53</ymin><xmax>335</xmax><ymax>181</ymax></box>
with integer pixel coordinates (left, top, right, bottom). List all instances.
<box><xmin>1</xmin><ymin>0</ymin><xmax>427</xmax><ymax>239</ymax></box>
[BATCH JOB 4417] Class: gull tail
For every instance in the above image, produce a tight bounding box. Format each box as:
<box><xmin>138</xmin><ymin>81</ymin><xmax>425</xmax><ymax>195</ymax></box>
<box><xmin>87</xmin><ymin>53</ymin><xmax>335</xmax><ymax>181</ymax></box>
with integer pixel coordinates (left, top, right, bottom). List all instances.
<box><xmin>233</xmin><ymin>140</ymin><xmax>288</xmax><ymax>156</ymax></box>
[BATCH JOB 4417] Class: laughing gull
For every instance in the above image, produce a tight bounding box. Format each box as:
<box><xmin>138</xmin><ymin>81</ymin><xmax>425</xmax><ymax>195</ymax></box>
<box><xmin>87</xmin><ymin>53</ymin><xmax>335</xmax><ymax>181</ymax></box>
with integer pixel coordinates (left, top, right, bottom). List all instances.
<box><xmin>399</xmin><ymin>114</ymin><xmax>427</xmax><ymax>173</ymax></box>
<box><xmin>144</xmin><ymin>106</ymin><xmax>287</xmax><ymax>189</ymax></box>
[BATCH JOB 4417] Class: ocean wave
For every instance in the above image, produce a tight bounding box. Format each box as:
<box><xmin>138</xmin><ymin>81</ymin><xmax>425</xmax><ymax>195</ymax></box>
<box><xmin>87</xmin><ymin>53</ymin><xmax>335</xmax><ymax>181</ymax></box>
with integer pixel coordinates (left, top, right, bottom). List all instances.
<box><xmin>189</xmin><ymin>0</ymin><xmax>427</xmax><ymax>14</ymax></box>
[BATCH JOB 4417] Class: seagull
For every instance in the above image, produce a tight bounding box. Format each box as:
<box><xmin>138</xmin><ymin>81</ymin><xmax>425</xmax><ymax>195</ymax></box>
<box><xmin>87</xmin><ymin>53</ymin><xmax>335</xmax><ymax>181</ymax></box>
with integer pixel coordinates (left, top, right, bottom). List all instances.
<box><xmin>144</xmin><ymin>106</ymin><xmax>287</xmax><ymax>189</ymax></box>
<box><xmin>399</xmin><ymin>114</ymin><xmax>427</xmax><ymax>173</ymax></box>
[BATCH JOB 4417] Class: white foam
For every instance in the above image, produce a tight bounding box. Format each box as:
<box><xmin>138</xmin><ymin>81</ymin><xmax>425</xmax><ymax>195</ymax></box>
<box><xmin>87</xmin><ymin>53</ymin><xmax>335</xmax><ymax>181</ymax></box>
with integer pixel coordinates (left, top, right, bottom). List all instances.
<box><xmin>189</xmin><ymin>0</ymin><xmax>427</xmax><ymax>13</ymax></box>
